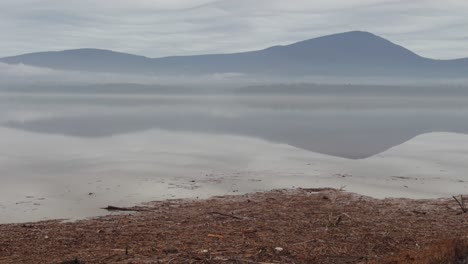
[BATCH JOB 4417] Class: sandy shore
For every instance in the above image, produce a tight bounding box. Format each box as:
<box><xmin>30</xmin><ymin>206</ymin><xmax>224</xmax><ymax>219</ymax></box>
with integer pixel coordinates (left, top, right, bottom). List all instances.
<box><xmin>1</xmin><ymin>188</ymin><xmax>468</xmax><ymax>264</ymax></box>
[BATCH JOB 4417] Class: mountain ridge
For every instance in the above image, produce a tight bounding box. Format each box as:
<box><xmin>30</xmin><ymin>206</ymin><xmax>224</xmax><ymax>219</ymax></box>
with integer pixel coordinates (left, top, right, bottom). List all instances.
<box><xmin>2</xmin><ymin>31</ymin><xmax>467</xmax><ymax>78</ymax></box>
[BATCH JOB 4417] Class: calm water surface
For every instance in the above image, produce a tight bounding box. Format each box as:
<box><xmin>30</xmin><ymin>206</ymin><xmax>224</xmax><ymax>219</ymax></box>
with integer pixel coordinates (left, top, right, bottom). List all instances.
<box><xmin>1</xmin><ymin>90</ymin><xmax>468</xmax><ymax>158</ymax></box>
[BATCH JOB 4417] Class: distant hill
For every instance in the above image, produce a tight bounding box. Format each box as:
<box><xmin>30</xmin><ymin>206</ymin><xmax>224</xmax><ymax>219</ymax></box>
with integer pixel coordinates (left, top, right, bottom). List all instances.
<box><xmin>2</xmin><ymin>31</ymin><xmax>468</xmax><ymax>78</ymax></box>
<box><xmin>0</xmin><ymin>48</ymin><xmax>153</xmax><ymax>73</ymax></box>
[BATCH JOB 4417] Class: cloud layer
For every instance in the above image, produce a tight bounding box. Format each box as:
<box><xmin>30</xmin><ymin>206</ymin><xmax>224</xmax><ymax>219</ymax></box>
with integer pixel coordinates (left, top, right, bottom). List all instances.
<box><xmin>0</xmin><ymin>62</ymin><xmax>254</xmax><ymax>86</ymax></box>
<box><xmin>1</xmin><ymin>0</ymin><xmax>468</xmax><ymax>59</ymax></box>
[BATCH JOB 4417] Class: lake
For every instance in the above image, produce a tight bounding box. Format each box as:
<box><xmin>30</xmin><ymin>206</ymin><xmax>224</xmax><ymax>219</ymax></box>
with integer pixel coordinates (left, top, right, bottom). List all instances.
<box><xmin>2</xmin><ymin>86</ymin><xmax>468</xmax><ymax>158</ymax></box>
<box><xmin>1</xmin><ymin>85</ymin><xmax>468</xmax><ymax>223</ymax></box>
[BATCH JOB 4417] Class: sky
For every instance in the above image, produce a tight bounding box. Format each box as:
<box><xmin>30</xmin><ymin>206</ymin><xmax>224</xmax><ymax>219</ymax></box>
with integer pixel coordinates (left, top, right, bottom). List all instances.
<box><xmin>1</xmin><ymin>0</ymin><xmax>468</xmax><ymax>59</ymax></box>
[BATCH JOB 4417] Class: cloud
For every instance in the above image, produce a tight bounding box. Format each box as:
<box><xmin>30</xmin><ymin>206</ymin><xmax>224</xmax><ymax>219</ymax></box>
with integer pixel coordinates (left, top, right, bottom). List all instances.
<box><xmin>0</xmin><ymin>62</ymin><xmax>255</xmax><ymax>86</ymax></box>
<box><xmin>0</xmin><ymin>62</ymin><xmax>159</xmax><ymax>85</ymax></box>
<box><xmin>0</xmin><ymin>0</ymin><xmax>467</xmax><ymax>59</ymax></box>
<box><xmin>0</xmin><ymin>62</ymin><xmax>57</xmax><ymax>76</ymax></box>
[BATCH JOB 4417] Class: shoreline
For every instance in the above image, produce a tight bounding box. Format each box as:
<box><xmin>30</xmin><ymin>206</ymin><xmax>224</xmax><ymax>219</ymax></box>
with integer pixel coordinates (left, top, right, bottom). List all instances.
<box><xmin>3</xmin><ymin>128</ymin><xmax>468</xmax><ymax>224</ymax></box>
<box><xmin>2</xmin><ymin>188</ymin><xmax>468</xmax><ymax>263</ymax></box>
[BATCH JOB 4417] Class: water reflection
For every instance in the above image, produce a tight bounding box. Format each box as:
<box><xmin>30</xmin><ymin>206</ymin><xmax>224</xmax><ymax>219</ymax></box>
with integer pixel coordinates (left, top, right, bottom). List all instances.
<box><xmin>2</xmin><ymin>92</ymin><xmax>468</xmax><ymax>158</ymax></box>
<box><xmin>2</xmin><ymin>88</ymin><xmax>468</xmax><ymax>223</ymax></box>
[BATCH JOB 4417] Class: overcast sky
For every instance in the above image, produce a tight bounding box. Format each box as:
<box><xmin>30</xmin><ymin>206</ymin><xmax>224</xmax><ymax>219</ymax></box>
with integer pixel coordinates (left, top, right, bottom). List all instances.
<box><xmin>1</xmin><ymin>0</ymin><xmax>468</xmax><ymax>59</ymax></box>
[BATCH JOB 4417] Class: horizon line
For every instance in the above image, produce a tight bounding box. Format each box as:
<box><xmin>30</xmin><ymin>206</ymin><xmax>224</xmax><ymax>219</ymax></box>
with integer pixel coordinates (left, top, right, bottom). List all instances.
<box><xmin>2</xmin><ymin>30</ymin><xmax>468</xmax><ymax>61</ymax></box>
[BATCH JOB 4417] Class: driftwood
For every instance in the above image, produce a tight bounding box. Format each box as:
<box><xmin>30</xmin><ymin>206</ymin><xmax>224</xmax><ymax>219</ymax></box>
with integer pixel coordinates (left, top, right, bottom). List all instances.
<box><xmin>101</xmin><ymin>206</ymin><xmax>146</xmax><ymax>212</ymax></box>
<box><xmin>301</xmin><ymin>187</ymin><xmax>337</xmax><ymax>192</ymax></box>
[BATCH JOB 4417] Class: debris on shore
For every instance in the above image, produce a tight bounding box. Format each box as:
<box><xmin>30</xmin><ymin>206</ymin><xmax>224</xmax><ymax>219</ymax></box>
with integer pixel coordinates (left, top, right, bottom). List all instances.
<box><xmin>1</xmin><ymin>188</ymin><xmax>468</xmax><ymax>263</ymax></box>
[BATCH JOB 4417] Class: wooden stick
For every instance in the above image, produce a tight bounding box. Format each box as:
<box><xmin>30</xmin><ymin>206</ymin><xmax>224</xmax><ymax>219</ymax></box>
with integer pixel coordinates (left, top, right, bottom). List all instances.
<box><xmin>209</xmin><ymin>211</ymin><xmax>243</xmax><ymax>220</ymax></box>
<box><xmin>101</xmin><ymin>206</ymin><xmax>146</xmax><ymax>212</ymax></box>
<box><xmin>452</xmin><ymin>196</ymin><xmax>466</xmax><ymax>213</ymax></box>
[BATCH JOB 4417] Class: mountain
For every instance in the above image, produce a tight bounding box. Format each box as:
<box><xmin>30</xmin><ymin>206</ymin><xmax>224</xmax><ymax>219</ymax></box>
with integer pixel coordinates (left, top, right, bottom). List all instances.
<box><xmin>1</xmin><ymin>31</ymin><xmax>468</xmax><ymax>78</ymax></box>
<box><xmin>0</xmin><ymin>48</ymin><xmax>153</xmax><ymax>73</ymax></box>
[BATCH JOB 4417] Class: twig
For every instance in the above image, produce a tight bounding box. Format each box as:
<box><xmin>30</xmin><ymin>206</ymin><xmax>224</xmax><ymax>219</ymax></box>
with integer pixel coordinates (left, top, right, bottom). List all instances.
<box><xmin>101</xmin><ymin>206</ymin><xmax>146</xmax><ymax>212</ymax></box>
<box><xmin>113</xmin><ymin>218</ymin><xmax>120</xmax><ymax>232</ymax></box>
<box><xmin>166</xmin><ymin>254</ymin><xmax>181</xmax><ymax>264</ymax></box>
<box><xmin>334</xmin><ymin>215</ymin><xmax>343</xmax><ymax>226</ymax></box>
<box><xmin>452</xmin><ymin>195</ymin><xmax>467</xmax><ymax>213</ymax></box>
<box><xmin>209</xmin><ymin>211</ymin><xmax>243</xmax><ymax>220</ymax></box>
<box><xmin>301</xmin><ymin>187</ymin><xmax>337</xmax><ymax>192</ymax></box>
